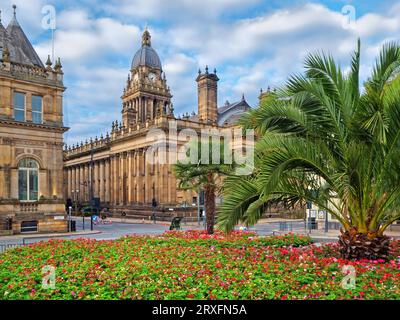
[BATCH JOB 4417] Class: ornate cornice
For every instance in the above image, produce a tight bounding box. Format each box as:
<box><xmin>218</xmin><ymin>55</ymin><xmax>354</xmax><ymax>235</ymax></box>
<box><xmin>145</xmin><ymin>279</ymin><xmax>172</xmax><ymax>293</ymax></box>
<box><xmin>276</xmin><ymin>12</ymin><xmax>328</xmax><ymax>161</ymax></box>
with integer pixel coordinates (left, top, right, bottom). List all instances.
<box><xmin>0</xmin><ymin>118</ymin><xmax>69</xmax><ymax>133</ymax></box>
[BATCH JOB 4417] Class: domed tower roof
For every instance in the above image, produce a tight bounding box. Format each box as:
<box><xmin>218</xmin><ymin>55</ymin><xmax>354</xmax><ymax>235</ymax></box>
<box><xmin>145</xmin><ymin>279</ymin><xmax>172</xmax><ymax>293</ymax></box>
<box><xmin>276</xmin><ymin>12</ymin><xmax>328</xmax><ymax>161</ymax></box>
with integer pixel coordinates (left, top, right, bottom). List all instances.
<box><xmin>131</xmin><ymin>29</ymin><xmax>162</xmax><ymax>71</ymax></box>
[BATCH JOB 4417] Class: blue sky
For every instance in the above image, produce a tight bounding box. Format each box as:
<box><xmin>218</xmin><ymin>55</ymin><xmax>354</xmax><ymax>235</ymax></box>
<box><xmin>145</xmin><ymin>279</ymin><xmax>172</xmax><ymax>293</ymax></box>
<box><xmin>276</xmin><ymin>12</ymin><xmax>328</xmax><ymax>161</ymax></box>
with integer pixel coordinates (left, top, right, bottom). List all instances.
<box><xmin>1</xmin><ymin>0</ymin><xmax>400</xmax><ymax>145</ymax></box>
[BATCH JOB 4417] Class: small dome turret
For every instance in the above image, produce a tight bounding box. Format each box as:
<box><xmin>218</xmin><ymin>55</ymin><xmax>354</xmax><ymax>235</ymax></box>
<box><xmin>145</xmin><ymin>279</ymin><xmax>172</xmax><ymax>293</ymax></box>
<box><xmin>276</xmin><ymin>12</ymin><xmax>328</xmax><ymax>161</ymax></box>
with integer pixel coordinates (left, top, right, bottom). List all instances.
<box><xmin>131</xmin><ymin>28</ymin><xmax>162</xmax><ymax>71</ymax></box>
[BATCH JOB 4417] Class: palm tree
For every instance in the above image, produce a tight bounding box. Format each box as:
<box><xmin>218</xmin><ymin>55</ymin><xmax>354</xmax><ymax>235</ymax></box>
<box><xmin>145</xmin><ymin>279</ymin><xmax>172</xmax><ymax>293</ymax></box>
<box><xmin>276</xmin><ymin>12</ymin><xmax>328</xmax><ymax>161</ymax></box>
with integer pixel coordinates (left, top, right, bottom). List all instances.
<box><xmin>174</xmin><ymin>140</ymin><xmax>233</xmax><ymax>234</ymax></box>
<box><xmin>217</xmin><ymin>40</ymin><xmax>400</xmax><ymax>260</ymax></box>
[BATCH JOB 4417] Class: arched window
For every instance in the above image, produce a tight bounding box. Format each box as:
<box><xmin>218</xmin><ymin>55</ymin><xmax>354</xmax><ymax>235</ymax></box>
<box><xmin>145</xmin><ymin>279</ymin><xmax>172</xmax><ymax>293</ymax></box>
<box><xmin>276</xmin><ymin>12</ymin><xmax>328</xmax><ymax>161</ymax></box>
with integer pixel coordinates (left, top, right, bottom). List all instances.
<box><xmin>18</xmin><ymin>158</ymin><xmax>39</xmax><ymax>201</ymax></box>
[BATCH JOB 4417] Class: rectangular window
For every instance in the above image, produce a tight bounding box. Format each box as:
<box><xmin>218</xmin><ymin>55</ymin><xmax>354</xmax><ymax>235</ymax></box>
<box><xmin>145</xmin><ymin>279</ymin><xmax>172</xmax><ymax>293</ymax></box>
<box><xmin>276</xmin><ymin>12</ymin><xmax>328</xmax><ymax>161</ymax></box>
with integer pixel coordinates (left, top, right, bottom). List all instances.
<box><xmin>18</xmin><ymin>170</ymin><xmax>28</xmax><ymax>201</ymax></box>
<box><xmin>21</xmin><ymin>221</ymin><xmax>38</xmax><ymax>233</ymax></box>
<box><xmin>32</xmin><ymin>95</ymin><xmax>43</xmax><ymax>124</ymax></box>
<box><xmin>13</xmin><ymin>92</ymin><xmax>25</xmax><ymax>122</ymax></box>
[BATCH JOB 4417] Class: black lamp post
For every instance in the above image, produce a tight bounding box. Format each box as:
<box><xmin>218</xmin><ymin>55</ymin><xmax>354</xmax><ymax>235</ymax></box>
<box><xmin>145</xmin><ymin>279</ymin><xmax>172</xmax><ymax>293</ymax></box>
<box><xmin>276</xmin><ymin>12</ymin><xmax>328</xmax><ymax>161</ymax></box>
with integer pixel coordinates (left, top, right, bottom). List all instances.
<box><xmin>152</xmin><ymin>198</ymin><xmax>157</xmax><ymax>223</ymax></box>
<box><xmin>89</xmin><ymin>143</ymin><xmax>94</xmax><ymax>231</ymax></box>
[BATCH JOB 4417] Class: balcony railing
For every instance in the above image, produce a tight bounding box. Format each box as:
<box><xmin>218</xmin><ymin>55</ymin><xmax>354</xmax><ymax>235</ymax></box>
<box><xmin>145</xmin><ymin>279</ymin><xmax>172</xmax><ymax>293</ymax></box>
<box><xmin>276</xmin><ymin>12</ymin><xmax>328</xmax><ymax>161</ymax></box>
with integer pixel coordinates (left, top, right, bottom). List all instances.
<box><xmin>18</xmin><ymin>202</ymin><xmax>39</xmax><ymax>212</ymax></box>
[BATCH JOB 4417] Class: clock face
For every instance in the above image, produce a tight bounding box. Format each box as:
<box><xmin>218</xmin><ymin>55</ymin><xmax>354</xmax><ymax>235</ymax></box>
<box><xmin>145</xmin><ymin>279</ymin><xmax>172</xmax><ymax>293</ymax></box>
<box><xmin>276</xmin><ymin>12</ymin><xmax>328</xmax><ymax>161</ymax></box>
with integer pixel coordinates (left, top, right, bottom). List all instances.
<box><xmin>148</xmin><ymin>72</ymin><xmax>156</xmax><ymax>82</ymax></box>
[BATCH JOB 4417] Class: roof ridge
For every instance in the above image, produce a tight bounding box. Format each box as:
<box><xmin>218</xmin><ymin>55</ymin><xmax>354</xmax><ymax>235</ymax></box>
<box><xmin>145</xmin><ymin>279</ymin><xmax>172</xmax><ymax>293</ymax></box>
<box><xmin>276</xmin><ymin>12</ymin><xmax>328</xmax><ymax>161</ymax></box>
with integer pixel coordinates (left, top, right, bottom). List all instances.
<box><xmin>5</xmin><ymin>10</ymin><xmax>44</xmax><ymax>68</ymax></box>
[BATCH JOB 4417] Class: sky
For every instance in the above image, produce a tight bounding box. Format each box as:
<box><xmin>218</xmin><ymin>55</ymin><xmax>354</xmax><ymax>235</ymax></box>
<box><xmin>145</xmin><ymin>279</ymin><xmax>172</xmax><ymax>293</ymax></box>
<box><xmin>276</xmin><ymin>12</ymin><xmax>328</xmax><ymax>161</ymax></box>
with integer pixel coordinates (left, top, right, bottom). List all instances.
<box><xmin>0</xmin><ymin>0</ymin><xmax>399</xmax><ymax>145</ymax></box>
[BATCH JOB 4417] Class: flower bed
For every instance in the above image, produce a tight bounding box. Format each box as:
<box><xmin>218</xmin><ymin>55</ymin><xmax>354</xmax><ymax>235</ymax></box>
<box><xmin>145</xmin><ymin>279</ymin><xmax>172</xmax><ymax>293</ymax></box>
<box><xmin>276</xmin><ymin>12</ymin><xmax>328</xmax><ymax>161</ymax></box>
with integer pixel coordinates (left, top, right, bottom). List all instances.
<box><xmin>0</xmin><ymin>231</ymin><xmax>399</xmax><ymax>300</ymax></box>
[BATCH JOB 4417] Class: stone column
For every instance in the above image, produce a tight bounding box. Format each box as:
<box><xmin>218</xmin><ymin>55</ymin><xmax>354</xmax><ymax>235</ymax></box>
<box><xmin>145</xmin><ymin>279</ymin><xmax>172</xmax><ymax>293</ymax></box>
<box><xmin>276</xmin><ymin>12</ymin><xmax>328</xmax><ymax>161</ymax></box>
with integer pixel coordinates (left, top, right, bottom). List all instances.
<box><xmin>87</xmin><ymin>163</ymin><xmax>91</xmax><ymax>202</ymax></box>
<box><xmin>120</xmin><ymin>152</ymin><xmax>126</xmax><ymax>205</ymax></box>
<box><xmin>97</xmin><ymin>161</ymin><xmax>101</xmax><ymax>198</ymax></box>
<box><xmin>144</xmin><ymin>149</ymin><xmax>149</xmax><ymax>203</ymax></box>
<box><xmin>92</xmin><ymin>161</ymin><xmax>97</xmax><ymax>198</ymax></box>
<box><xmin>154</xmin><ymin>150</ymin><xmax>159</xmax><ymax>202</ymax></box>
<box><xmin>73</xmin><ymin>166</ymin><xmax>77</xmax><ymax>195</ymax></box>
<box><xmin>142</xmin><ymin>149</ymin><xmax>149</xmax><ymax>203</ymax></box>
<box><xmin>105</xmin><ymin>158</ymin><xmax>110</xmax><ymax>203</ymax></box>
<box><xmin>79</xmin><ymin>165</ymin><xmax>84</xmax><ymax>203</ymax></box>
<box><xmin>66</xmin><ymin>168</ymin><xmax>71</xmax><ymax>199</ymax></box>
<box><xmin>137</xmin><ymin>149</ymin><xmax>144</xmax><ymax>203</ymax></box>
<box><xmin>85</xmin><ymin>163</ymin><xmax>89</xmax><ymax>202</ymax></box>
<box><xmin>96</xmin><ymin>161</ymin><xmax>101</xmax><ymax>198</ymax></box>
<box><xmin>169</xmin><ymin>163</ymin><xmax>177</xmax><ymax>204</ymax></box>
<box><xmin>128</xmin><ymin>151</ymin><xmax>133</xmax><ymax>204</ymax></box>
<box><xmin>69</xmin><ymin>167</ymin><xmax>72</xmax><ymax>196</ymax></box>
<box><xmin>99</xmin><ymin>160</ymin><xmax>104</xmax><ymax>202</ymax></box>
<box><xmin>159</xmin><ymin>161</ymin><xmax>164</xmax><ymax>204</ymax></box>
<box><xmin>150</xmin><ymin>99</ymin><xmax>154</xmax><ymax>119</ymax></box>
<box><xmin>69</xmin><ymin>167</ymin><xmax>73</xmax><ymax>199</ymax></box>
<box><xmin>114</xmin><ymin>154</ymin><xmax>120</xmax><ymax>205</ymax></box>
<box><xmin>135</xmin><ymin>98</ymin><xmax>138</xmax><ymax>123</ymax></box>
<box><xmin>163</xmin><ymin>161</ymin><xmax>170</xmax><ymax>204</ymax></box>
<box><xmin>110</xmin><ymin>156</ymin><xmax>115</xmax><ymax>205</ymax></box>
<box><xmin>110</xmin><ymin>157</ymin><xmax>115</xmax><ymax>205</ymax></box>
<box><xmin>132</xmin><ymin>150</ymin><xmax>137</xmax><ymax>203</ymax></box>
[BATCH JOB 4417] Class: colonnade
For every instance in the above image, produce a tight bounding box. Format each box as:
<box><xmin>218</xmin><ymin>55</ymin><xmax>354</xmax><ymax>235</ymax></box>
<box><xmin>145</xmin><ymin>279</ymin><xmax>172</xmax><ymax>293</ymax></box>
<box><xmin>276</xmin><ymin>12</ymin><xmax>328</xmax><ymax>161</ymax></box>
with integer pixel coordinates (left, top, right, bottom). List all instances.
<box><xmin>65</xmin><ymin>147</ymin><xmax>177</xmax><ymax>206</ymax></box>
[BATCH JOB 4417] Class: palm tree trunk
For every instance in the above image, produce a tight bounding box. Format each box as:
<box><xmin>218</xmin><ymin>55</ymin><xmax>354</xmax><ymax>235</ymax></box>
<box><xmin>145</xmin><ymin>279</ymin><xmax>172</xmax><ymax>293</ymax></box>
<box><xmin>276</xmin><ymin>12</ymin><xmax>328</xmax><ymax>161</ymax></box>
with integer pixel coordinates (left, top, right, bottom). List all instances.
<box><xmin>204</xmin><ymin>180</ymin><xmax>216</xmax><ymax>235</ymax></box>
<box><xmin>338</xmin><ymin>228</ymin><xmax>391</xmax><ymax>260</ymax></box>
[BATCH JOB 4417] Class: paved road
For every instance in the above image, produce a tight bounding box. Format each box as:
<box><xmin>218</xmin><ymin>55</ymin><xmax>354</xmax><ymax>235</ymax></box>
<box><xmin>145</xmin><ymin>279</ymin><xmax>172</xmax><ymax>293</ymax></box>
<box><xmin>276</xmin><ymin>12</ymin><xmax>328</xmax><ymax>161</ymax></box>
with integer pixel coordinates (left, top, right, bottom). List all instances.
<box><xmin>251</xmin><ymin>221</ymin><xmax>305</xmax><ymax>234</ymax></box>
<box><xmin>72</xmin><ymin>218</ymin><xmax>307</xmax><ymax>240</ymax></box>
<box><xmin>70</xmin><ymin>218</ymin><xmax>171</xmax><ymax>240</ymax></box>
<box><xmin>0</xmin><ymin>219</ymin><xmax>310</xmax><ymax>246</ymax></box>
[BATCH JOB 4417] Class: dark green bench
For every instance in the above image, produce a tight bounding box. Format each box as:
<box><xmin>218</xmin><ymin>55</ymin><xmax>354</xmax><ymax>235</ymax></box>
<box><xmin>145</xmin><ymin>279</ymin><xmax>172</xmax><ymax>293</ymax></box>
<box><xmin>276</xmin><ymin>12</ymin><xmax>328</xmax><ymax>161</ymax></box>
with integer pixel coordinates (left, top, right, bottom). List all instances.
<box><xmin>169</xmin><ymin>217</ymin><xmax>183</xmax><ymax>230</ymax></box>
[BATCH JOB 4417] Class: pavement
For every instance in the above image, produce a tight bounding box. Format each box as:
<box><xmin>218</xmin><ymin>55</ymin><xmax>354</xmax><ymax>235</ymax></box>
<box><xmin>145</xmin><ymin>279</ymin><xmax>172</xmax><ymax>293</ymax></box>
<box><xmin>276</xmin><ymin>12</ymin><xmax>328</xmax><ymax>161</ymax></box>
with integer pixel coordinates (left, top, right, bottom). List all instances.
<box><xmin>1</xmin><ymin>217</ymin><xmax>399</xmax><ymax>246</ymax></box>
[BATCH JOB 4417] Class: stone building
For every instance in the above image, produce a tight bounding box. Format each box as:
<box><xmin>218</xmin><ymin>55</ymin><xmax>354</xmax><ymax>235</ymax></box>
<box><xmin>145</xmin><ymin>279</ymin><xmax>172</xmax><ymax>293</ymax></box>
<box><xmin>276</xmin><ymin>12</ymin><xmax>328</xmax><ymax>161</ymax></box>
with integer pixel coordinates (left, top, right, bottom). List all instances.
<box><xmin>0</xmin><ymin>7</ymin><xmax>68</xmax><ymax>235</ymax></box>
<box><xmin>63</xmin><ymin>29</ymin><xmax>251</xmax><ymax>219</ymax></box>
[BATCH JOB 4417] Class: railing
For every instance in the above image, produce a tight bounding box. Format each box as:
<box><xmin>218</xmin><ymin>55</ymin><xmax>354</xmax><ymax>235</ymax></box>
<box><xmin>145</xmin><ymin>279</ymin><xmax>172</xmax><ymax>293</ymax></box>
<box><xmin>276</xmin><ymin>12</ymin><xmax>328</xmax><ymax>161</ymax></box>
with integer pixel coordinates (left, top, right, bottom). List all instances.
<box><xmin>0</xmin><ymin>236</ymin><xmax>56</xmax><ymax>254</ymax></box>
<box><xmin>0</xmin><ymin>243</ymin><xmax>24</xmax><ymax>254</ymax></box>
<box><xmin>19</xmin><ymin>202</ymin><xmax>39</xmax><ymax>212</ymax></box>
<box><xmin>278</xmin><ymin>221</ymin><xmax>305</xmax><ymax>232</ymax></box>
<box><xmin>11</xmin><ymin>63</ymin><xmax>47</xmax><ymax>78</ymax></box>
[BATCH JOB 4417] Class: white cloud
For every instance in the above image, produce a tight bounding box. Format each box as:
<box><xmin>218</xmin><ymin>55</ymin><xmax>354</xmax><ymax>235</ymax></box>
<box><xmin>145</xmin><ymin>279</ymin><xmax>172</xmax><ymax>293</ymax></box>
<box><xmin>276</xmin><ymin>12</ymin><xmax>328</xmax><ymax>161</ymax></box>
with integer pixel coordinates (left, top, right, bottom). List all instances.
<box><xmin>35</xmin><ymin>12</ymin><xmax>141</xmax><ymax>63</ymax></box>
<box><xmin>354</xmin><ymin>13</ymin><xmax>400</xmax><ymax>37</ymax></box>
<box><xmin>103</xmin><ymin>0</ymin><xmax>261</xmax><ymax>21</ymax></box>
<box><xmin>164</xmin><ymin>53</ymin><xmax>196</xmax><ymax>74</ymax></box>
<box><xmin>20</xmin><ymin>1</ymin><xmax>400</xmax><ymax>145</ymax></box>
<box><xmin>57</xmin><ymin>9</ymin><xmax>92</xmax><ymax>31</ymax></box>
<box><xmin>0</xmin><ymin>0</ymin><xmax>46</xmax><ymax>35</ymax></box>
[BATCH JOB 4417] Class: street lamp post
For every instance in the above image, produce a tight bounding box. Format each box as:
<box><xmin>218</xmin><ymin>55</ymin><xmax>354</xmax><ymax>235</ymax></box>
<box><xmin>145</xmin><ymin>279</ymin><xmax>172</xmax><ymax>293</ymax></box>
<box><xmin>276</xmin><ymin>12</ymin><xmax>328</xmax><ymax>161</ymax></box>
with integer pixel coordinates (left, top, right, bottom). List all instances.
<box><xmin>68</xmin><ymin>206</ymin><xmax>72</xmax><ymax>232</ymax></box>
<box><xmin>325</xmin><ymin>210</ymin><xmax>329</xmax><ymax>233</ymax></box>
<box><xmin>197</xmin><ymin>188</ymin><xmax>200</xmax><ymax>226</ymax></box>
<box><xmin>71</xmin><ymin>189</ymin><xmax>80</xmax><ymax>231</ymax></box>
<box><xmin>89</xmin><ymin>143</ymin><xmax>94</xmax><ymax>231</ymax></box>
<box><xmin>152</xmin><ymin>198</ymin><xmax>157</xmax><ymax>224</ymax></box>
<box><xmin>306</xmin><ymin>201</ymin><xmax>312</xmax><ymax>234</ymax></box>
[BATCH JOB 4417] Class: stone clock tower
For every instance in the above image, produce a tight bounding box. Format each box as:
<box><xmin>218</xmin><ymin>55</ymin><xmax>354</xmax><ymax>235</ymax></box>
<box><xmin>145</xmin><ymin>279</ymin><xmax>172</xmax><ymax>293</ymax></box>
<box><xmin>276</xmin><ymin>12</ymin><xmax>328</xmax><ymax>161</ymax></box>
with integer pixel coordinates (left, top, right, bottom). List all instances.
<box><xmin>121</xmin><ymin>29</ymin><xmax>172</xmax><ymax>128</ymax></box>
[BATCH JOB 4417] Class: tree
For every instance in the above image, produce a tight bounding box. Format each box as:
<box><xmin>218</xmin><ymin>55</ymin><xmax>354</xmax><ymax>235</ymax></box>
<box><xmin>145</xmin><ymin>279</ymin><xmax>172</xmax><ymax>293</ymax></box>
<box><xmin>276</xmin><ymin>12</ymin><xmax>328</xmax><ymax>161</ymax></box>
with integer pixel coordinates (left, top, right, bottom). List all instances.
<box><xmin>217</xmin><ymin>40</ymin><xmax>400</xmax><ymax>260</ymax></box>
<box><xmin>173</xmin><ymin>140</ymin><xmax>234</xmax><ymax>234</ymax></box>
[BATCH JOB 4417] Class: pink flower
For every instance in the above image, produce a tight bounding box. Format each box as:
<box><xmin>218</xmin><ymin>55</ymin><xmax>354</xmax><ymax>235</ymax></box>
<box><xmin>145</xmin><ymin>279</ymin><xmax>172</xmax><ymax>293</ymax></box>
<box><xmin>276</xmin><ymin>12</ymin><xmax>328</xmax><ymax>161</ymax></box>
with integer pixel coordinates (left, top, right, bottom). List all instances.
<box><xmin>71</xmin><ymin>291</ymin><xmax>76</xmax><ymax>297</ymax></box>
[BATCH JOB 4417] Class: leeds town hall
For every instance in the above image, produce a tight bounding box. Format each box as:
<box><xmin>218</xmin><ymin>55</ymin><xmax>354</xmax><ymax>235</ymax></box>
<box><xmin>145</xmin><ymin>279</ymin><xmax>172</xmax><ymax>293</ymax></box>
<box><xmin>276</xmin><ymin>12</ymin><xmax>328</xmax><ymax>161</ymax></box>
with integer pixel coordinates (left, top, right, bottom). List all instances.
<box><xmin>0</xmin><ymin>9</ymin><xmax>251</xmax><ymax>234</ymax></box>
<box><xmin>63</xmin><ymin>29</ymin><xmax>251</xmax><ymax>220</ymax></box>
